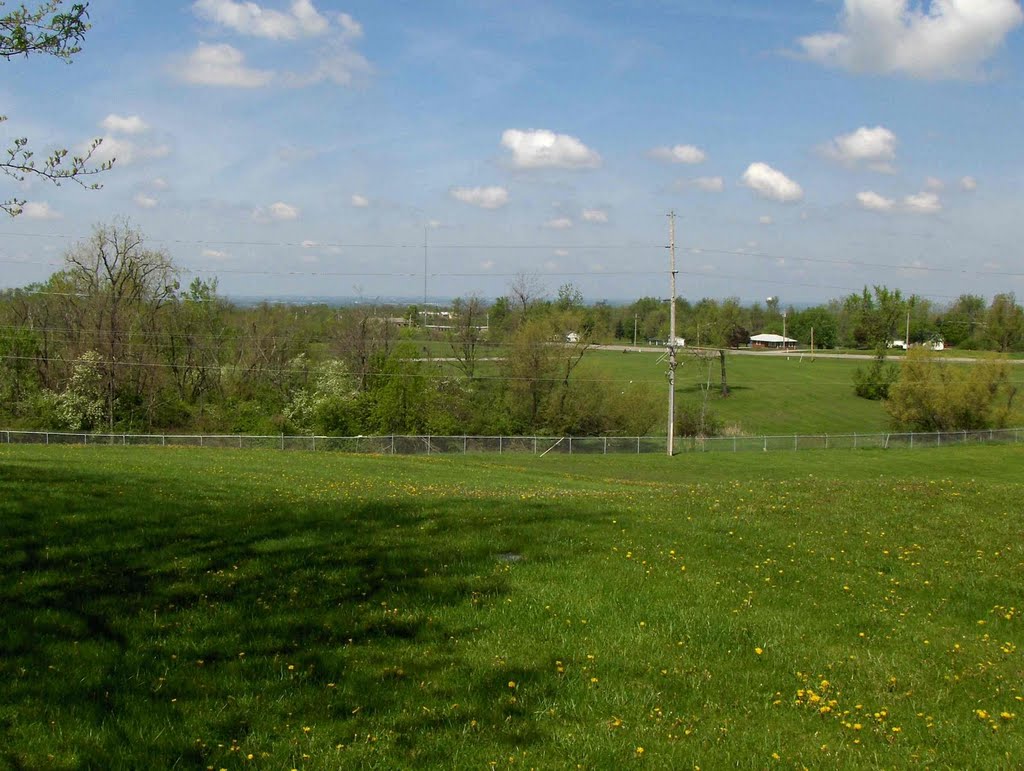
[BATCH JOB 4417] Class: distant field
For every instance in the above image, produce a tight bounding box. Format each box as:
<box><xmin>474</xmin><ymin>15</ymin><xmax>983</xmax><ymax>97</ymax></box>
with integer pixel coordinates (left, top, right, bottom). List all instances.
<box><xmin>2</xmin><ymin>444</ymin><xmax>1022</xmax><ymax>768</ymax></box>
<box><xmin>579</xmin><ymin>350</ymin><xmax>891</xmax><ymax>435</ymax></box>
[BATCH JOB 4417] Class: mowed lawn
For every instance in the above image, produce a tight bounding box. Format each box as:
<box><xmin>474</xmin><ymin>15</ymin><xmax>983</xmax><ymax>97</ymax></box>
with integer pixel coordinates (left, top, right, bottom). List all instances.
<box><xmin>1</xmin><ymin>445</ymin><xmax>1022</xmax><ymax>769</ymax></box>
<box><xmin>579</xmin><ymin>350</ymin><xmax>891</xmax><ymax>435</ymax></box>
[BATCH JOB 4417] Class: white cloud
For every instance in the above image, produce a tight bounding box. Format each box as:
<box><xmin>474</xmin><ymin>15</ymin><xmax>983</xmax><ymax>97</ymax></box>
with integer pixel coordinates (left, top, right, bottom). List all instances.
<box><xmin>337</xmin><ymin>12</ymin><xmax>362</xmax><ymax>39</ymax></box>
<box><xmin>501</xmin><ymin>128</ymin><xmax>601</xmax><ymax>169</ymax></box>
<box><xmin>178</xmin><ymin>43</ymin><xmax>274</xmax><ymax>88</ymax></box>
<box><xmin>480</xmin><ymin>259</ymin><xmax>496</xmax><ymax>271</ymax></box>
<box><xmin>759</xmin><ymin>215</ymin><xmax>774</xmax><ymax>225</ymax></box>
<box><xmin>904</xmin><ymin>191</ymin><xmax>942</xmax><ymax>214</ymax></box>
<box><xmin>450</xmin><ymin>186</ymin><xmax>509</xmax><ymax>209</ymax></box>
<box><xmin>21</xmin><ymin>201</ymin><xmax>61</xmax><ymax>220</ymax></box>
<box><xmin>823</xmin><ymin>126</ymin><xmax>897</xmax><ymax>171</ymax></box>
<box><xmin>553</xmin><ymin>250</ymin><xmax>569</xmax><ymax>258</ymax></box>
<box><xmin>202</xmin><ymin>248</ymin><xmax>229</xmax><ymax>260</ymax></box>
<box><xmin>960</xmin><ymin>175</ymin><xmax>979</xmax><ymax>191</ymax></box>
<box><xmin>150</xmin><ymin>177</ymin><xmax>169</xmax><ymax>190</ymax></box>
<box><xmin>797</xmin><ymin>0</ymin><xmax>1024</xmax><ymax>79</ymax></box>
<box><xmin>301</xmin><ymin>239</ymin><xmax>318</xmax><ymax>248</ymax></box>
<box><xmin>581</xmin><ymin>208</ymin><xmax>608</xmax><ymax>223</ymax></box>
<box><xmin>741</xmin><ymin>162</ymin><xmax>804</xmax><ymax>203</ymax></box>
<box><xmin>650</xmin><ymin>144</ymin><xmax>706</xmax><ymax>164</ymax></box>
<box><xmin>193</xmin><ymin>0</ymin><xmax>329</xmax><ymax>39</ymax></box>
<box><xmin>87</xmin><ymin>135</ymin><xmax>171</xmax><ymax>167</ymax></box>
<box><xmin>545</xmin><ymin>217</ymin><xmax>573</xmax><ymax>229</ymax></box>
<box><xmin>133</xmin><ymin>193</ymin><xmax>158</xmax><ymax>209</ymax></box>
<box><xmin>289</xmin><ymin>37</ymin><xmax>372</xmax><ymax>86</ymax></box>
<box><xmin>693</xmin><ymin>176</ymin><xmax>725</xmax><ymax>193</ymax></box>
<box><xmin>101</xmin><ymin>114</ymin><xmax>149</xmax><ymax>135</ymax></box>
<box><xmin>350</xmin><ymin>193</ymin><xmax>369</xmax><ymax>207</ymax></box>
<box><xmin>856</xmin><ymin>190</ymin><xmax>895</xmax><ymax>211</ymax></box>
<box><xmin>925</xmin><ymin>176</ymin><xmax>945</xmax><ymax>191</ymax></box>
<box><xmin>253</xmin><ymin>201</ymin><xmax>301</xmax><ymax>221</ymax></box>
<box><xmin>270</xmin><ymin>201</ymin><xmax>300</xmax><ymax>220</ymax></box>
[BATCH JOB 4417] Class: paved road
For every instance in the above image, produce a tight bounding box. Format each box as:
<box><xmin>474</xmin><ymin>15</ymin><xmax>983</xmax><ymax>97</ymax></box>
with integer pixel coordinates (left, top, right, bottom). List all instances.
<box><xmin>588</xmin><ymin>343</ymin><xmax>1024</xmax><ymax>364</ymax></box>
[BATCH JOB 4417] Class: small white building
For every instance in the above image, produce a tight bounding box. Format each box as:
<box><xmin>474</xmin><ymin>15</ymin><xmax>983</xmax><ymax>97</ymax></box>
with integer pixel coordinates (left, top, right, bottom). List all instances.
<box><xmin>565</xmin><ymin>331</ymin><xmax>580</xmax><ymax>343</ymax></box>
<box><xmin>888</xmin><ymin>339</ymin><xmax>908</xmax><ymax>350</ymax></box>
<box><xmin>750</xmin><ymin>333</ymin><xmax>797</xmax><ymax>349</ymax></box>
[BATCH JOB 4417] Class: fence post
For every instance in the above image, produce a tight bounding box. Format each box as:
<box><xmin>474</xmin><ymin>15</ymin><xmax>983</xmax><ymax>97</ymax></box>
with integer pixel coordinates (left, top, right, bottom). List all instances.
<box><xmin>937</xmin><ymin>432</ymin><xmax>940</xmax><ymax>447</ymax></box>
<box><xmin>391</xmin><ymin>435</ymin><xmax>395</xmax><ymax>454</ymax></box>
<box><xmin>637</xmin><ymin>436</ymin><xmax>640</xmax><ymax>454</ymax></box>
<box><xmin>200</xmin><ymin>435</ymin><xmax>204</xmax><ymax>448</ymax></box>
<box><xmin>427</xmin><ymin>435</ymin><xmax>431</xmax><ymax>455</ymax></box>
<box><xmin>46</xmin><ymin>432</ymin><xmax>49</xmax><ymax>445</ymax></box>
<box><xmin>910</xmin><ymin>432</ymin><xmax>914</xmax><ymax>449</ymax></box>
<box><xmin>603</xmin><ymin>437</ymin><xmax>607</xmax><ymax>455</ymax></box>
<box><xmin>534</xmin><ymin>437</ymin><xmax>537</xmax><ymax>454</ymax></box>
<box><xmin>499</xmin><ymin>436</ymin><xmax>503</xmax><ymax>455</ymax></box>
<box><xmin>569</xmin><ymin>436</ymin><xmax>573</xmax><ymax>455</ymax></box>
<box><xmin>825</xmin><ymin>434</ymin><xmax>829</xmax><ymax>450</ymax></box>
<box><xmin>464</xmin><ymin>435</ymin><xmax>467</xmax><ymax>454</ymax></box>
<box><xmin>313</xmin><ymin>435</ymin><xmax>316</xmax><ymax>452</ymax></box>
<box><xmin>763</xmin><ymin>436</ymin><xmax>767</xmax><ymax>452</ymax></box>
<box><xmin>281</xmin><ymin>433</ymin><xmax>284</xmax><ymax>451</ymax></box>
<box><xmin>162</xmin><ymin>434</ymin><xmax>166</xmax><ymax>447</ymax></box>
<box><xmin>854</xmin><ymin>432</ymin><xmax>857</xmax><ymax>449</ymax></box>
<box><xmin>733</xmin><ymin>437</ymin><xmax>737</xmax><ymax>452</ymax></box>
<box><xmin>794</xmin><ymin>434</ymin><xmax>798</xmax><ymax>451</ymax></box>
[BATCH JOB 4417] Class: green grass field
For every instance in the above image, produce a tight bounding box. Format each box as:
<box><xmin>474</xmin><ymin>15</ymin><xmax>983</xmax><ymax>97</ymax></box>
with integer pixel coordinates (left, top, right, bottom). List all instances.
<box><xmin>580</xmin><ymin>350</ymin><xmax>892</xmax><ymax>435</ymax></box>
<box><xmin>2</xmin><ymin>444</ymin><xmax>1022</xmax><ymax>768</ymax></box>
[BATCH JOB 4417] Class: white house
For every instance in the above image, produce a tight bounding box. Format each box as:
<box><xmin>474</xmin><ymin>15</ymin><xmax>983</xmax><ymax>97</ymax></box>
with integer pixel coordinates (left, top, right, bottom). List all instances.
<box><xmin>565</xmin><ymin>331</ymin><xmax>580</xmax><ymax>343</ymax></box>
<box><xmin>750</xmin><ymin>333</ymin><xmax>797</xmax><ymax>349</ymax></box>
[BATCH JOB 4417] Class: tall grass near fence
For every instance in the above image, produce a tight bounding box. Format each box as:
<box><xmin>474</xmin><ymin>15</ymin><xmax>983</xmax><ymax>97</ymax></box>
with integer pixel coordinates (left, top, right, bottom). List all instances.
<box><xmin>1</xmin><ymin>445</ymin><xmax>1022</xmax><ymax>768</ymax></box>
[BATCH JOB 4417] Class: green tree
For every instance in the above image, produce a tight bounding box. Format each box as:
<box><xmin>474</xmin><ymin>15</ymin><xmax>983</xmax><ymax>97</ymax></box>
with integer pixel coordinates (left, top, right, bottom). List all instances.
<box><xmin>2</xmin><ymin>1</ymin><xmax>112</xmax><ymax>215</ymax></box>
<box><xmin>885</xmin><ymin>349</ymin><xmax>1017</xmax><ymax>431</ymax></box>
<box><xmin>984</xmin><ymin>293</ymin><xmax>1024</xmax><ymax>352</ymax></box>
<box><xmin>853</xmin><ymin>347</ymin><xmax>899</xmax><ymax>400</ymax></box>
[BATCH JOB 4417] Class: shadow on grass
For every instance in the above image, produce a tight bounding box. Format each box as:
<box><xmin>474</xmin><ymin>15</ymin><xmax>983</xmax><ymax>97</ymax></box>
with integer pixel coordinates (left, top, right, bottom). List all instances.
<box><xmin>0</xmin><ymin>459</ymin><xmax>593</xmax><ymax>768</ymax></box>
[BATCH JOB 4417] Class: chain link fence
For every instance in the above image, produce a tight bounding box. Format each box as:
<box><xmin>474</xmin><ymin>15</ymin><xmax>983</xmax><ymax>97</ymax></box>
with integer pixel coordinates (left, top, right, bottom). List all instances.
<box><xmin>1</xmin><ymin>428</ymin><xmax>1021</xmax><ymax>455</ymax></box>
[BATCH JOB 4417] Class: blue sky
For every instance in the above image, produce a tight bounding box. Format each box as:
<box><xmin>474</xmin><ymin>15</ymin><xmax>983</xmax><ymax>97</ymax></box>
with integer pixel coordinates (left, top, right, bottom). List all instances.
<box><xmin>3</xmin><ymin>0</ymin><xmax>1024</xmax><ymax>305</ymax></box>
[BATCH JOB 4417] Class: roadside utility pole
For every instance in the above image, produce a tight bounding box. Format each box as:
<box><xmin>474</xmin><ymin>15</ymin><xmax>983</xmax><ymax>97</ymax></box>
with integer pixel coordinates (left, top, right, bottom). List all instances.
<box><xmin>667</xmin><ymin>211</ymin><xmax>678</xmax><ymax>456</ymax></box>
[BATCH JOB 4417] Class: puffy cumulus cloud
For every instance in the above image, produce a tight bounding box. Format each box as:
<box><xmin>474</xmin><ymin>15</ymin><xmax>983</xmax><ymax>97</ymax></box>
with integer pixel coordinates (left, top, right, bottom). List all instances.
<box><xmin>350</xmin><ymin>193</ymin><xmax>369</xmax><ymax>207</ymax></box>
<box><xmin>178</xmin><ymin>43</ymin><xmax>274</xmax><ymax>87</ymax></box>
<box><xmin>133</xmin><ymin>193</ymin><xmax>158</xmax><ymax>209</ymax></box>
<box><xmin>925</xmin><ymin>176</ymin><xmax>945</xmax><ymax>190</ymax></box>
<box><xmin>192</xmin><ymin>0</ymin><xmax>329</xmax><ymax>40</ymax></box>
<box><xmin>101</xmin><ymin>114</ymin><xmax>149</xmax><ymax>135</ymax></box>
<box><xmin>759</xmin><ymin>215</ymin><xmax>774</xmax><ymax>225</ymax></box>
<box><xmin>449</xmin><ymin>185</ymin><xmax>509</xmax><ymax>209</ymax></box>
<box><xmin>650</xmin><ymin>144</ymin><xmax>706</xmax><ymax>164</ymax></box>
<box><xmin>253</xmin><ymin>201</ymin><xmax>301</xmax><ymax>221</ymax></box>
<box><xmin>85</xmin><ymin>114</ymin><xmax>171</xmax><ymax>168</ymax></box>
<box><xmin>150</xmin><ymin>177</ymin><xmax>170</xmax><ymax>191</ymax></box>
<box><xmin>960</xmin><ymin>175</ymin><xmax>979</xmax><ymax>191</ymax></box>
<box><xmin>202</xmin><ymin>248</ymin><xmax>229</xmax><ymax>260</ymax></box>
<box><xmin>183</xmin><ymin>3</ymin><xmax>370</xmax><ymax>88</ymax></box>
<box><xmin>545</xmin><ymin>217</ymin><xmax>573</xmax><ymax>229</ymax></box>
<box><xmin>693</xmin><ymin>176</ymin><xmax>725</xmax><ymax>193</ymax></box>
<box><xmin>501</xmin><ymin>128</ymin><xmax>601</xmax><ymax>170</ymax></box>
<box><xmin>21</xmin><ymin>201</ymin><xmax>61</xmax><ymax>220</ymax></box>
<box><xmin>87</xmin><ymin>134</ymin><xmax>171</xmax><ymax>167</ymax></box>
<box><xmin>823</xmin><ymin>126</ymin><xmax>897</xmax><ymax>171</ymax></box>
<box><xmin>904</xmin><ymin>191</ymin><xmax>942</xmax><ymax>214</ymax></box>
<box><xmin>581</xmin><ymin>208</ymin><xmax>608</xmax><ymax>223</ymax></box>
<box><xmin>797</xmin><ymin>0</ymin><xmax>1024</xmax><ymax>79</ymax></box>
<box><xmin>741</xmin><ymin>162</ymin><xmax>804</xmax><ymax>203</ymax></box>
<box><xmin>856</xmin><ymin>190</ymin><xmax>895</xmax><ymax>211</ymax></box>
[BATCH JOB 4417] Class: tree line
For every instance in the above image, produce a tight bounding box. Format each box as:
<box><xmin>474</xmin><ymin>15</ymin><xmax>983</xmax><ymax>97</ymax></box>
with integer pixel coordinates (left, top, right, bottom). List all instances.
<box><xmin>2</xmin><ymin>222</ymin><xmax>1023</xmax><ymax>437</ymax></box>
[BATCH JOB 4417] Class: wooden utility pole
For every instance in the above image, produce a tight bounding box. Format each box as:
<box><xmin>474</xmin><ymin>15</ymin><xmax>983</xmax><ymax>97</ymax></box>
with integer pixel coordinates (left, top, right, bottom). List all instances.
<box><xmin>667</xmin><ymin>212</ymin><xmax>678</xmax><ymax>456</ymax></box>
